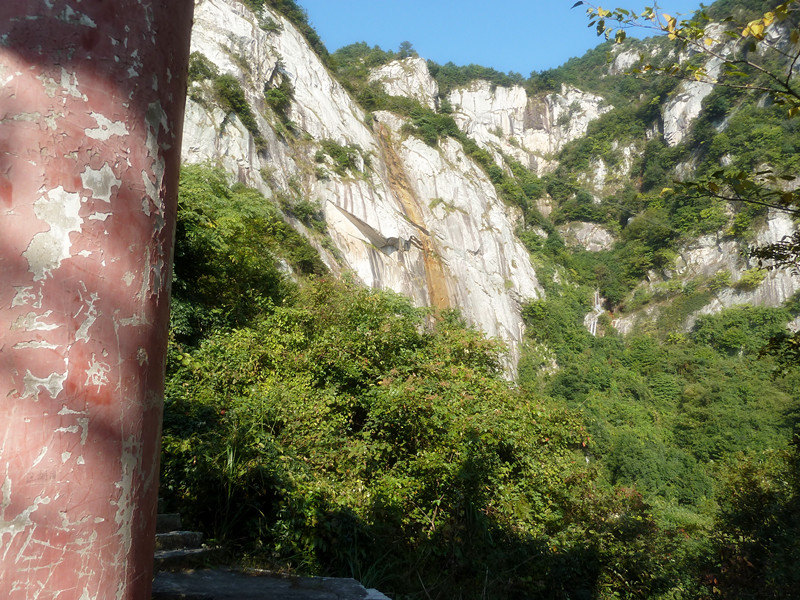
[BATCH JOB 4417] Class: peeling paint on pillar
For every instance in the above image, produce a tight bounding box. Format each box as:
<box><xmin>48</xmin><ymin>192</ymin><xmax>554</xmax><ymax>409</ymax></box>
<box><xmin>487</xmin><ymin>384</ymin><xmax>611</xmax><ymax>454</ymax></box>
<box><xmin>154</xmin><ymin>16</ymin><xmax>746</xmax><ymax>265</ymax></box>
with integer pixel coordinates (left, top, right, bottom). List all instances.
<box><xmin>0</xmin><ymin>1</ymin><xmax>193</xmax><ymax>598</ymax></box>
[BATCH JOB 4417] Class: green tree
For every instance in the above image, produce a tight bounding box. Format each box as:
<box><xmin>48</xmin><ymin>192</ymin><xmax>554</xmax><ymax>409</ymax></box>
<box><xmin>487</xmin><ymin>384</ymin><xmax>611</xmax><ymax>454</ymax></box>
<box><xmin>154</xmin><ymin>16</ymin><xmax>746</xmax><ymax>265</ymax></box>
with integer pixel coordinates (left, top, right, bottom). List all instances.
<box><xmin>398</xmin><ymin>40</ymin><xmax>416</xmax><ymax>58</ymax></box>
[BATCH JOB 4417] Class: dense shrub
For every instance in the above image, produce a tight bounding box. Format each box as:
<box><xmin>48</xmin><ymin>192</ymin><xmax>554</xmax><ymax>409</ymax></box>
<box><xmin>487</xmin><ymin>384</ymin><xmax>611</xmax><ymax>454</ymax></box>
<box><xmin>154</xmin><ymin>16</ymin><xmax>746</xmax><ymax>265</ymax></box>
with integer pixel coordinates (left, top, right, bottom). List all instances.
<box><xmin>162</xmin><ymin>170</ymin><xmax>698</xmax><ymax>599</ymax></box>
<box><xmin>213</xmin><ymin>74</ymin><xmax>267</xmax><ymax>151</ymax></box>
<box><xmin>706</xmin><ymin>438</ymin><xmax>800</xmax><ymax>599</ymax></box>
<box><xmin>171</xmin><ymin>165</ymin><xmax>325</xmax><ymax>344</ymax></box>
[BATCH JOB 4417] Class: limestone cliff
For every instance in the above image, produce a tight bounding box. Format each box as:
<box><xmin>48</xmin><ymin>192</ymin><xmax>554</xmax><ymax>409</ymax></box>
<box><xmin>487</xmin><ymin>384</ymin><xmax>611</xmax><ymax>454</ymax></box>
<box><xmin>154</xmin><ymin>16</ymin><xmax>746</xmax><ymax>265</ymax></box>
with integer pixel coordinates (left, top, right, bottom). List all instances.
<box><xmin>182</xmin><ymin>0</ymin><xmax>799</xmax><ymax>362</ymax></box>
<box><xmin>182</xmin><ymin>0</ymin><xmax>542</xmax><ymax>373</ymax></box>
<box><xmin>369</xmin><ymin>57</ymin><xmax>439</xmax><ymax>110</ymax></box>
<box><xmin>446</xmin><ymin>81</ymin><xmax>611</xmax><ymax>176</ymax></box>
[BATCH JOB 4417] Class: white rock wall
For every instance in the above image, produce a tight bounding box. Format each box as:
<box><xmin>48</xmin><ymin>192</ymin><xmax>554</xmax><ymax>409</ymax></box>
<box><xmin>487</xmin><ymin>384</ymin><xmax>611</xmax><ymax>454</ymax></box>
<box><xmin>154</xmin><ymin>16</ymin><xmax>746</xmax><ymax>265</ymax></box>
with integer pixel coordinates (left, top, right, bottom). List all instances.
<box><xmin>369</xmin><ymin>57</ymin><xmax>439</xmax><ymax>109</ymax></box>
<box><xmin>558</xmin><ymin>222</ymin><xmax>616</xmax><ymax>252</ymax></box>
<box><xmin>448</xmin><ymin>82</ymin><xmax>611</xmax><ymax>175</ymax></box>
<box><xmin>182</xmin><ymin>0</ymin><xmax>543</xmax><ymax>373</ymax></box>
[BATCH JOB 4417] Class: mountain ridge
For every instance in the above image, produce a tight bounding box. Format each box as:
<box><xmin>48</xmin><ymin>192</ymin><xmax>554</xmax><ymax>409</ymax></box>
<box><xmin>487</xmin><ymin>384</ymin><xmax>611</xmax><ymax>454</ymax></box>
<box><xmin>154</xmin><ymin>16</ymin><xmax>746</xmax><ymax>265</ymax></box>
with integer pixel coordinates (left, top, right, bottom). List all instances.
<box><xmin>183</xmin><ymin>0</ymin><xmax>800</xmax><ymax>371</ymax></box>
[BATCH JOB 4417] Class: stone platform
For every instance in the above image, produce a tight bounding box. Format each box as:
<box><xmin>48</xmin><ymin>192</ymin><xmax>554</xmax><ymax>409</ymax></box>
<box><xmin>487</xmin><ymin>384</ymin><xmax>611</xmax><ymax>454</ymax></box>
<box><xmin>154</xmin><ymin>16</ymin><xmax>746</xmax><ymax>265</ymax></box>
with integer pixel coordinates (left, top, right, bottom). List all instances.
<box><xmin>152</xmin><ymin>568</ymin><xmax>390</xmax><ymax>600</ymax></box>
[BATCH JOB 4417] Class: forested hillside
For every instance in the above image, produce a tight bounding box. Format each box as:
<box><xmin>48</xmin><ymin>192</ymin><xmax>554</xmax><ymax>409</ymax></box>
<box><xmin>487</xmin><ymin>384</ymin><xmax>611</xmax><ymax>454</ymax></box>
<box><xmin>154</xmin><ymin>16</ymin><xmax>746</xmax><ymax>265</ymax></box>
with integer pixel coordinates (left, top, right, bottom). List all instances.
<box><xmin>161</xmin><ymin>0</ymin><xmax>800</xmax><ymax>597</ymax></box>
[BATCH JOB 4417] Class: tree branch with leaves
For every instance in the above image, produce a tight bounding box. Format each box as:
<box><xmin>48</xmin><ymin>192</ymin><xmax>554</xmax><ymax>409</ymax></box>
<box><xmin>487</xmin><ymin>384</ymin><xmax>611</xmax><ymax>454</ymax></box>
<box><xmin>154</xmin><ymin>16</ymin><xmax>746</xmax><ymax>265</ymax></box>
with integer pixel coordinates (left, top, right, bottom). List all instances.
<box><xmin>574</xmin><ymin>0</ymin><xmax>800</xmax><ymax>266</ymax></box>
<box><xmin>574</xmin><ymin>0</ymin><xmax>800</xmax><ymax>112</ymax></box>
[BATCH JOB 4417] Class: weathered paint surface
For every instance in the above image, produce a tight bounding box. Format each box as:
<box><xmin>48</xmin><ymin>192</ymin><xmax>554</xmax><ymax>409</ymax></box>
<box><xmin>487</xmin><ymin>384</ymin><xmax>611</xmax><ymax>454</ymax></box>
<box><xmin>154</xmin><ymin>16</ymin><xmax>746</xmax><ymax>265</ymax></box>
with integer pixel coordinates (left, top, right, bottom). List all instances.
<box><xmin>0</xmin><ymin>2</ymin><xmax>193</xmax><ymax>598</ymax></box>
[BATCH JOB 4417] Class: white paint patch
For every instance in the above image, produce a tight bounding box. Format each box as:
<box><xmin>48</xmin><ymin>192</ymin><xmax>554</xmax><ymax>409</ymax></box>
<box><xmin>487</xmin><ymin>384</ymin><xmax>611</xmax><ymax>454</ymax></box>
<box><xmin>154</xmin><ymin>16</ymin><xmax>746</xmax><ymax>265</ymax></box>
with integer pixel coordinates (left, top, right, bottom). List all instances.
<box><xmin>142</xmin><ymin>102</ymin><xmax>168</xmax><ymax>212</ymax></box>
<box><xmin>74</xmin><ymin>285</ymin><xmax>99</xmax><ymax>343</ymax></box>
<box><xmin>10</xmin><ymin>287</ymin><xmax>36</xmax><ymax>308</ymax></box>
<box><xmin>77</xmin><ymin>250</ymin><xmax>92</xmax><ymax>258</ymax></box>
<box><xmin>22</xmin><ymin>370</ymin><xmax>67</xmax><ymax>400</ymax></box>
<box><xmin>61</xmin><ymin>452</ymin><xmax>71</xmax><ymax>463</ymax></box>
<box><xmin>58</xmin><ymin>67</ymin><xmax>88</xmax><ymax>99</ymax></box>
<box><xmin>31</xmin><ymin>447</ymin><xmax>48</xmax><ymax>469</ymax></box>
<box><xmin>23</xmin><ymin>186</ymin><xmax>83</xmax><ymax>281</ymax></box>
<box><xmin>80</xmin><ymin>163</ymin><xmax>120</xmax><ymax>203</ymax></box>
<box><xmin>0</xmin><ymin>63</ymin><xmax>13</xmax><ymax>86</ymax></box>
<box><xmin>122</xmin><ymin>272</ymin><xmax>135</xmax><ymax>287</ymax></box>
<box><xmin>77</xmin><ymin>418</ymin><xmax>89</xmax><ymax>446</ymax></box>
<box><xmin>84</xmin><ymin>355</ymin><xmax>111</xmax><ymax>391</ymax></box>
<box><xmin>12</xmin><ymin>311</ymin><xmax>59</xmax><ymax>332</ymax></box>
<box><xmin>88</xmin><ymin>212</ymin><xmax>111</xmax><ymax>221</ymax></box>
<box><xmin>0</xmin><ymin>473</ymin><xmax>51</xmax><ymax>562</ymax></box>
<box><xmin>58</xmin><ymin>5</ymin><xmax>97</xmax><ymax>28</ymax></box>
<box><xmin>141</xmin><ymin>100</ymin><xmax>171</xmax><ymax>303</ymax></box>
<box><xmin>127</xmin><ymin>49</ymin><xmax>143</xmax><ymax>79</ymax></box>
<box><xmin>78</xmin><ymin>588</ymin><xmax>94</xmax><ymax>600</ymax></box>
<box><xmin>112</xmin><ymin>436</ymin><xmax>141</xmax><ymax>587</ymax></box>
<box><xmin>35</xmin><ymin>67</ymin><xmax>87</xmax><ymax>100</ymax></box>
<box><xmin>55</xmin><ymin>417</ymin><xmax>89</xmax><ymax>446</ymax></box>
<box><xmin>12</xmin><ymin>340</ymin><xmax>59</xmax><ymax>350</ymax></box>
<box><xmin>85</xmin><ymin>113</ymin><xmax>128</xmax><ymax>141</ymax></box>
<box><xmin>77</xmin><ymin>456</ymin><xmax>85</xmax><ymax>465</ymax></box>
<box><xmin>7</xmin><ymin>111</ymin><xmax>58</xmax><ymax>130</ymax></box>
<box><xmin>58</xmin><ymin>406</ymin><xmax>88</xmax><ymax>416</ymax></box>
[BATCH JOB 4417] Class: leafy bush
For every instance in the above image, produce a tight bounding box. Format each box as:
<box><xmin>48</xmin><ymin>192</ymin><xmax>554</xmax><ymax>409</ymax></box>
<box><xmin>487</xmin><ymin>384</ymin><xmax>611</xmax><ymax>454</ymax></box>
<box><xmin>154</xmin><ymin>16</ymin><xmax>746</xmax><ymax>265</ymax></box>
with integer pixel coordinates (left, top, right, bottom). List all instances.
<box><xmin>692</xmin><ymin>305</ymin><xmax>790</xmax><ymax>355</ymax></box>
<box><xmin>736</xmin><ymin>267</ymin><xmax>768</xmax><ymax>291</ymax></box>
<box><xmin>171</xmin><ymin>165</ymin><xmax>325</xmax><ymax>343</ymax></box>
<box><xmin>317</xmin><ymin>139</ymin><xmax>366</xmax><ymax>176</ymax></box>
<box><xmin>264</xmin><ymin>77</ymin><xmax>294</xmax><ymax>120</ymax></box>
<box><xmin>213</xmin><ymin>74</ymin><xmax>267</xmax><ymax>151</ymax></box>
<box><xmin>163</xmin><ymin>167</ymin><xmax>701</xmax><ymax>598</ymax></box>
<box><xmin>188</xmin><ymin>52</ymin><xmax>219</xmax><ymax>83</ymax></box>
<box><xmin>706</xmin><ymin>439</ymin><xmax>800</xmax><ymax>598</ymax></box>
<box><xmin>427</xmin><ymin>61</ymin><xmax>525</xmax><ymax>97</ymax></box>
<box><xmin>709</xmin><ymin>270</ymin><xmax>733</xmax><ymax>292</ymax></box>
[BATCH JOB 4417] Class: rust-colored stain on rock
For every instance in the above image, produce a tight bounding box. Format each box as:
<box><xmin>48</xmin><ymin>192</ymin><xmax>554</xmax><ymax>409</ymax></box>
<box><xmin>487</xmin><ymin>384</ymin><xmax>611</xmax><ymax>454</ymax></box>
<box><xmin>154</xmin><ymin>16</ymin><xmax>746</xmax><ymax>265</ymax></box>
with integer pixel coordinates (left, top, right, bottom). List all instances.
<box><xmin>377</xmin><ymin>124</ymin><xmax>452</xmax><ymax>311</ymax></box>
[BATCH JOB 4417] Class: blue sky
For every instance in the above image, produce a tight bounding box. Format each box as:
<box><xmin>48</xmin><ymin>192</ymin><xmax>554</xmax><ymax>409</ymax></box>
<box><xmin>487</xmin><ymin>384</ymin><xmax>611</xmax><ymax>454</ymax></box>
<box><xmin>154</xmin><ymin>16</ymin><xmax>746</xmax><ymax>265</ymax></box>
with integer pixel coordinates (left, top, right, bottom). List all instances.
<box><xmin>299</xmin><ymin>0</ymin><xmax>706</xmax><ymax>74</ymax></box>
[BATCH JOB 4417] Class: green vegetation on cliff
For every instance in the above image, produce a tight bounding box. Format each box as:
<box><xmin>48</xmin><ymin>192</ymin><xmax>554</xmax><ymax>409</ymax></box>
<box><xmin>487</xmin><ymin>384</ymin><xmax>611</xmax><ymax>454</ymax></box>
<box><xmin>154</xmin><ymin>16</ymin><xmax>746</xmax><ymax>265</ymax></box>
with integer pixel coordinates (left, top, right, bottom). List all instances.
<box><xmin>163</xmin><ymin>165</ymin><xmax>798</xmax><ymax>598</ymax></box>
<box><xmin>162</xmin><ymin>167</ymin><xmax>711</xmax><ymax>599</ymax></box>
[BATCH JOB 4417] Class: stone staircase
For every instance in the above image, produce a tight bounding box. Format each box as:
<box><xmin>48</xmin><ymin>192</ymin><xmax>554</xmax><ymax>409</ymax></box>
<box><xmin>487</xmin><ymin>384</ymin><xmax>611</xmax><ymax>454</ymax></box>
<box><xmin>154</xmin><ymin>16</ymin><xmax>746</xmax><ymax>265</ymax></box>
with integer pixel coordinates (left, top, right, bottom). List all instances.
<box><xmin>152</xmin><ymin>500</ymin><xmax>390</xmax><ymax>600</ymax></box>
<box><xmin>154</xmin><ymin>499</ymin><xmax>217</xmax><ymax>572</ymax></box>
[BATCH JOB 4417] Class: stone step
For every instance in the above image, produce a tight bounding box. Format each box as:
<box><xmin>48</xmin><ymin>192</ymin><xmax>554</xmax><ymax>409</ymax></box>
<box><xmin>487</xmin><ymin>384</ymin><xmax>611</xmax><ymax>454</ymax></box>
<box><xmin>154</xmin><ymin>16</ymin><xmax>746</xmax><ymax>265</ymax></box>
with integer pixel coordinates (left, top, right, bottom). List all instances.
<box><xmin>154</xmin><ymin>547</ymin><xmax>219</xmax><ymax>572</ymax></box>
<box><xmin>155</xmin><ymin>531</ymin><xmax>204</xmax><ymax>552</ymax></box>
<box><xmin>157</xmin><ymin>513</ymin><xmax>182</xmax><ymax>533</ymax></box>
<box><xmin>152</xmin><ymin>592</ymin><xmax>213</xmax><ymax>600</ymax></box>
<box><xmin>152</xmin><ymin>569</ymin><xmax>391</xmax><ymax>599</ymax></box>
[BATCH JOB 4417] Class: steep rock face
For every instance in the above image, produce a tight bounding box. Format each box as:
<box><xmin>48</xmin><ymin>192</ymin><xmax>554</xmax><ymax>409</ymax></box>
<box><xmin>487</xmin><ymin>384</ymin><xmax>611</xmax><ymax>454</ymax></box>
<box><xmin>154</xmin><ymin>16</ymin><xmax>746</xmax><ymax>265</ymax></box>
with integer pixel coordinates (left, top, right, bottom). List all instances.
<box><xmin>662</xmin><ymin>24</ymin><xmax>733</xmax><ymax>146</ymax></box>
<box><xmin>612</xmin><ymin>210</ymin><xmax>800</xmax><ymax>334</ymax></box>
<box><xmin>558</xmin><ymin>222</ymin><xmax>616</xmax><ymax>252</ymax></box>
<box><xmin>609</xmin><ymin>47</ymin><xmax>642</xmax><ymax>76</ymax></box>
<box><xmin>447</xmin><ymin>82</ymin><xmax>611</xmax><ymax>175</ymax></box>
<box><xmin>182</xmin><ymin>0</ymin><xmax>542</xmax><ymax>372</ymax></box>
<box><xmin>577</xmin><ymin>141</ymin><xmax>637</xmax><ymax>193</ymax></box>
<box><xmin>662</xmin><ymin>60</ymin><xmax>720</xmax><ymax>146</ymax></box>
<box><xmin>693</xmin><ymin>210</ymin><xmax>800</xmax><ymax>316</ymax></box>
<box><xmin>369</xmin><ymin>57</ymin><xmax>439</xmax><ymax>109</ymax></box>
<box><xmin>374</xmin><ymin>112</ymin><xmax>542</xmax><ymax>348</ymax></box>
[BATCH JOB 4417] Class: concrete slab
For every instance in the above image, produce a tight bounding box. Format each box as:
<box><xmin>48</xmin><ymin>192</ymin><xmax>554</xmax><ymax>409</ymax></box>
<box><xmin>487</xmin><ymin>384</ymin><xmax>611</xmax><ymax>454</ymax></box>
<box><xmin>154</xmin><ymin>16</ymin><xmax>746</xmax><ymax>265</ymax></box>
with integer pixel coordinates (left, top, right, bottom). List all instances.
<box><xmin>152</xmin><ymin>569</ymin><xmax>391</xmax><ymax>600</ymax></box>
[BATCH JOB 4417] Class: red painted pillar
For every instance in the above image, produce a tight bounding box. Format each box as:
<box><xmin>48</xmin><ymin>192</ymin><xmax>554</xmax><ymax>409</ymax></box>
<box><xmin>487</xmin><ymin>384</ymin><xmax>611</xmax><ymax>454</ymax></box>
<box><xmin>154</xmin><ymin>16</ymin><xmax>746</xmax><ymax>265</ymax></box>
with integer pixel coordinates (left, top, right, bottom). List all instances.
<box><xmin>0</xmin><ymin>1</ymin><xmax>193</xmax><ymax>598</ymax></box>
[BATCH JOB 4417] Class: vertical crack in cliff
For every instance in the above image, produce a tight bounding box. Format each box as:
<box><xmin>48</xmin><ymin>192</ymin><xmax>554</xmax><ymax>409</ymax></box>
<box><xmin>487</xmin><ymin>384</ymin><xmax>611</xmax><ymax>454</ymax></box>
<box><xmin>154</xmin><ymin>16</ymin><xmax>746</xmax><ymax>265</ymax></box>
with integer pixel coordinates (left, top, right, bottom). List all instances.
<box><xmin>377</xmin><ymin>124</ymin><xmax>451</xmax><ymax>310</ymax></box>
